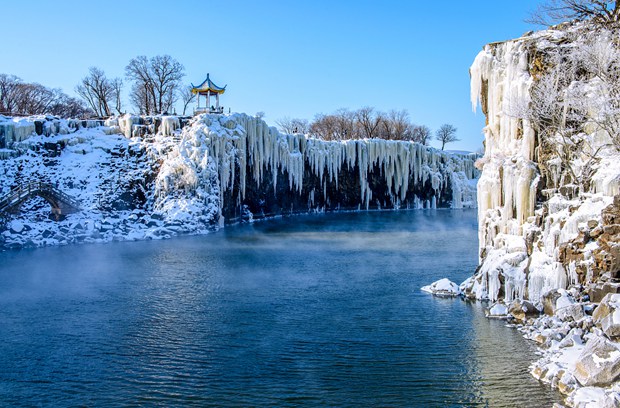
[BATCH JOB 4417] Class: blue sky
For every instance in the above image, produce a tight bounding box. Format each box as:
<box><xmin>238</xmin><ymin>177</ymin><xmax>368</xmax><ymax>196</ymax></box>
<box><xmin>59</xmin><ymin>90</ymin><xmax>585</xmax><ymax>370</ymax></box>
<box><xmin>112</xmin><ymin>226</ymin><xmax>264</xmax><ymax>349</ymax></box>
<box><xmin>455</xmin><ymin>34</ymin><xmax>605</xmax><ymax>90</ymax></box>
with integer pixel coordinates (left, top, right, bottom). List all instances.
<box><xmin>1</xmin><ymin>0</ymin><xmax>543</xmax><ymax>151</ymax></box>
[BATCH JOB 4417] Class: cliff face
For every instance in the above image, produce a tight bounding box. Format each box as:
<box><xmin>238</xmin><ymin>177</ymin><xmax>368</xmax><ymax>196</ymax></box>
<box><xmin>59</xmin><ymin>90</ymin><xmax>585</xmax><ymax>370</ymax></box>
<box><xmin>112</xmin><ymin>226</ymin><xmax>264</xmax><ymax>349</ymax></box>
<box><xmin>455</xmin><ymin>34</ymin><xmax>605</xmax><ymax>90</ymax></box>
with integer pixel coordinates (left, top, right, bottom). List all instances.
<box><xmin>155</xmin><ymin>114</ymin><xmax>479</xmax><ymax>224</ymax></box>
<box><xmin>0</xmin><ymin>113</ymin><xmax>479</xmax><ymax>249</ymax></box>
<box><xmin>468</xmin><ymin>25</ymin><xmax>620</xmax><ymax>303</ymax></box>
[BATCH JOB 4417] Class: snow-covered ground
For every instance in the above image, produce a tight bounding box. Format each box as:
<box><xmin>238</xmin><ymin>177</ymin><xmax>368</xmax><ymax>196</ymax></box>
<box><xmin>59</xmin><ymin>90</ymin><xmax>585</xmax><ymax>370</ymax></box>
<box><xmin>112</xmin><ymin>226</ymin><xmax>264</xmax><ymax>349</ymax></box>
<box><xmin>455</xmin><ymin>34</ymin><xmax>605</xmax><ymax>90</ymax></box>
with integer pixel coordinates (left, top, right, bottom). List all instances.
<box><xmin>0</xmin><ymin>113</ymin><xmax>479</xmax><ymax>250</ymax></box>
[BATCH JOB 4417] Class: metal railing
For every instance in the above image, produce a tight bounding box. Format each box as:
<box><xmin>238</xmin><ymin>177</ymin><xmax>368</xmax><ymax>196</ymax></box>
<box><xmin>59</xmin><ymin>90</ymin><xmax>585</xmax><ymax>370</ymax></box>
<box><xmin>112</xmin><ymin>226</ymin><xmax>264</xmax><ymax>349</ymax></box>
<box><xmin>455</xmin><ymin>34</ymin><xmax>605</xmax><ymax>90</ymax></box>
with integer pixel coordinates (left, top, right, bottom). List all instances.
<box><xmin>0</xmin><ymin>181</ymin><xmax>81</xmax><ymax>213</ymax></box>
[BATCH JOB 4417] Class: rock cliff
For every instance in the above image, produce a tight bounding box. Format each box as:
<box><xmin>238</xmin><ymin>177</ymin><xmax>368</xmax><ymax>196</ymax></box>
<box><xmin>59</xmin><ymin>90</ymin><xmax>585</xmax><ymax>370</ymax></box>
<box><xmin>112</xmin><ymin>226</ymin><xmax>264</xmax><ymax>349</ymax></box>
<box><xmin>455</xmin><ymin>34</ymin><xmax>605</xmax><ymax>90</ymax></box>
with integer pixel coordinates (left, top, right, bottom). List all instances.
<box><xmin>468</xmin><ymin>23</ymin><xmax>620</xmax><ymax>406</ymax></box>
<box><xmin>0</xmin><ymin>113</ymin><xmax>479</xmax><ymax>249</ymax></box>
<box><xmin>468</xmin><ymin>24</ymin><xmax>620</xmax><ymax>304</ymax></box>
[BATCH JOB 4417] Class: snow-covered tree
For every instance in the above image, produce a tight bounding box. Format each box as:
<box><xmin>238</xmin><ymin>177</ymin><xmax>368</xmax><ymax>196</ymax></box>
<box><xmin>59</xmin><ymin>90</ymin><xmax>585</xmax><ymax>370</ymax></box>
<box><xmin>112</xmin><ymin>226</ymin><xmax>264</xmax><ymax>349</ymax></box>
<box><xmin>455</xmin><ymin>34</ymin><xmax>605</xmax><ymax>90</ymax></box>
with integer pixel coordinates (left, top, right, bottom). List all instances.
<box><xmin>528</xmin><ymin>27</ymin><xmax>620</xmax><ymax>194</ymax></box>
<box><xmin>276</xmin><ymin>117</ymin><xmax>309</xmax><ymax>135</ymax></box>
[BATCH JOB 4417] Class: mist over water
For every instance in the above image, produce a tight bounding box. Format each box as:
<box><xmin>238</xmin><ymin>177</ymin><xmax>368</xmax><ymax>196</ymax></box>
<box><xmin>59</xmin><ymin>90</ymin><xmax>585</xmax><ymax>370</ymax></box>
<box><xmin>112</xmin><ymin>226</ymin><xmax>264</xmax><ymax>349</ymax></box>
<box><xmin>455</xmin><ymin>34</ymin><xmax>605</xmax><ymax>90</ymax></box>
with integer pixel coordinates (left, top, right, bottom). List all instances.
<box><xmin>0</xmin><ymin>210</ymin><xmax>561</xmax><ymax>406</ymax></box>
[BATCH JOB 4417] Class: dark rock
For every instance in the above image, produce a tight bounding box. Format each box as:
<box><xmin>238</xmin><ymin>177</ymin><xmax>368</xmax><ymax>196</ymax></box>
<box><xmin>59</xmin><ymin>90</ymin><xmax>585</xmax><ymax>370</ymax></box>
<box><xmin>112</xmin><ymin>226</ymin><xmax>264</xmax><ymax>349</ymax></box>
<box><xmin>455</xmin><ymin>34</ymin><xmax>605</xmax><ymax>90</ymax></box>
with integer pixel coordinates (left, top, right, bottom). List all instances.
<box><xmin>589</xmin><ymin>282</ymin><xmax>620</xmax><ymax>303</ymax></box>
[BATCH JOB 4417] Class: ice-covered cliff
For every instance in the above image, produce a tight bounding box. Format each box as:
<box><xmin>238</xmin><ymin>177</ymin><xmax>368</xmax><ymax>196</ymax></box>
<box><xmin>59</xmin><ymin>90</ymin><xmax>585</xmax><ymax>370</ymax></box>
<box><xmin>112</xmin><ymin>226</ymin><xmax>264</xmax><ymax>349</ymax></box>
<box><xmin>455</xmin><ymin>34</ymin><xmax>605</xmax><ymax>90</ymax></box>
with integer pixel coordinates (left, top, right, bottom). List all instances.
<box><xmin>467</xmin><ymin>23</ymin><xmax>620</xmax><ymax>405</ymax></box>
<box><xmin>0</xmin><ymin>113</ymin><xmax>479</xmax><ymax>249</ymax></box>
<box><xmin>155</xmin><ymin>113</ymin><xmax>478</xmax><ymax>224</ymax></box>
<box><xmin>468</xmin><ymin>25</ymin><xmax>620</xmax><ymax>304</ymax></box>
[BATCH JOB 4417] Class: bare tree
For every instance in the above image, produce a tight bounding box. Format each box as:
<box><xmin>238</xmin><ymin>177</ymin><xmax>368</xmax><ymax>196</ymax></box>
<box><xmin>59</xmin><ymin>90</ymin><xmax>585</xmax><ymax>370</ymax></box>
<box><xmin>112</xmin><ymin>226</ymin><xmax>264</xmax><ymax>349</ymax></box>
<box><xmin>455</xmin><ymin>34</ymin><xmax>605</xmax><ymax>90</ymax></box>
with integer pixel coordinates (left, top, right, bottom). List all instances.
<box><xmin>411</xmin><ymin>124</ymin><xmax>432</xmax><ymax>145</ymax></box>
<box><xmin>14</xmin><ymin>83</ymin><xmax>58</xmax><ymax>115</ymax></box>
<box><xmin>355</xmin><ymin>107</ymin><xmax>383</xmax><ymax>139</ymax></box>
<box><xmin>310</xmin><ymin>113</ymin><xmax>339</xmax><ymax>140</ymax></box>
<box><xmin>379</xmin><ymin>109</ymin><xmax>411</xmax><ymax>140</ymax></box>
<box><xmin>150</xmin><ymin>55</ymin><xmax>184</xmax><ymax>113</ymax></box>
<box><xmin>529</xmin><ymin>0</ymin><xmax>620</xmax><ymax>26</ymax></box>
<box><xmin>436</xmin><ymin>124</ymin><xmax>459</xmax><ymax>150</ymax></box>
<box><xmin>111</xmin><ymin>78</ymin><xmax>123</xmax><ymax>115</ymax></box>
<box><xmin>0</xmin><ymin>74</ymin><xmax>22</xmax><ymax>115</ymax></box>
<box><xmin>126</xmin><ymin>56</ymin><xmax>154</xmax><ymax>114</ymax></box>
<box><xmin>255</xmin><ymin>111</ymin><xmax>265</xmax><ymax>120</ymax></box>
<box><xmin>332</xmin><ymin>109</ymin><xmax>355</xmax><ymax>139</ymax></box>
<box><xmin>48</xmin><ymin>95</ymin><xmax>93</xmax><ymax>118</ymax></box>
<box><xmin>179</xmin><ymin>85</ymin><xmax>196</xmax><ymax>115</ymax></box>
<box><xmin>126</xmin><ymin>55</ymin><xmax>184</xmax><ymax>115</ymax></box>
<box><xmin>76</xmin><ymin>67</ymin><xmax>117</xmax><ymax>117</ymax></box>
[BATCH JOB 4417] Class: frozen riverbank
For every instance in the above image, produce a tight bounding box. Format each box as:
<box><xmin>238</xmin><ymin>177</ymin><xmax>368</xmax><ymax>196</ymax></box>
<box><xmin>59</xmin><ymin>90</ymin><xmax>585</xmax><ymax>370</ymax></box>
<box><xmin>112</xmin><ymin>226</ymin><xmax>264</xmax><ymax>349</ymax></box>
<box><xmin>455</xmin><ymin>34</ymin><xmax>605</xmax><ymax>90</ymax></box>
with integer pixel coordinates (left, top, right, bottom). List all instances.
<box><xmin>0</xmin><ymin>113</ymin><xmax>479</xmax><ymax>250</ymax></box>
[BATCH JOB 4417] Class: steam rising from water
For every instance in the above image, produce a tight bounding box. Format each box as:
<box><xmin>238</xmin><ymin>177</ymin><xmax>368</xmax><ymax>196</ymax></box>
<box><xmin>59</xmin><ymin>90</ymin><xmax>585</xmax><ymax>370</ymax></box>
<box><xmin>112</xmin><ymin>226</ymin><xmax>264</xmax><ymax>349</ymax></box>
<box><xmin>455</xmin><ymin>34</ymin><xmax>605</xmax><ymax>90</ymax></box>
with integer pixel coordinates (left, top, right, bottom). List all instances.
<box><xmin>0</xmin><ymin>210</ymin><xmax>559</xmax><ymax>406</ymax></box>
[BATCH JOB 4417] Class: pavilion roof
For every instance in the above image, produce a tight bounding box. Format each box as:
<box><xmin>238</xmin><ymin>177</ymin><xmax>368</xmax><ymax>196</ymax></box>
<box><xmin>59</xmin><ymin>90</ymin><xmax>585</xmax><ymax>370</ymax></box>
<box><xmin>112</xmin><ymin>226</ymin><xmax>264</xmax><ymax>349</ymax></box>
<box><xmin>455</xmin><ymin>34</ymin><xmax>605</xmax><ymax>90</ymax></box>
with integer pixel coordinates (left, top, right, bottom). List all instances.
<box><xmin>191</xmin><ymin>74</ymin><xmax>226</xmax><ymax>95</ymax></box>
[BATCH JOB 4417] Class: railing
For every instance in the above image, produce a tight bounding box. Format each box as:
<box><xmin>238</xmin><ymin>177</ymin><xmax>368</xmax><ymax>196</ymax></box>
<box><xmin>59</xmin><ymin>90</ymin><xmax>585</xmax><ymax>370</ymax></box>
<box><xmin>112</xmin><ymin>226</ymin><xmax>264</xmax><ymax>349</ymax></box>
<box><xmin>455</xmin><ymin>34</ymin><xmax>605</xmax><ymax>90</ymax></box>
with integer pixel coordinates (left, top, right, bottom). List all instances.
<box><xmin>194</xmin><ymin>106</ymin><xmax>225</xmax><ymax>115</ymax></box>
<box><xmin>0</xmin><ymin>181</ymin><xmax>81</xmax><ymax>213</ymax></box>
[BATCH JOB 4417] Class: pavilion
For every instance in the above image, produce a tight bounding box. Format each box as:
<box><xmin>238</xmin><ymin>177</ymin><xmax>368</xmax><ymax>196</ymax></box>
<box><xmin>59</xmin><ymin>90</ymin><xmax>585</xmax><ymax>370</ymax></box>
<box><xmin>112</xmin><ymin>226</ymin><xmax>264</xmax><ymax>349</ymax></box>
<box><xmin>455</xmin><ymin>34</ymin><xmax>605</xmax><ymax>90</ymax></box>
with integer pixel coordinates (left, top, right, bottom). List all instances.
<box><xmin>191</xmin><ymin>74</ymin><xmax>226</xmax><ymax>114</ymax></box>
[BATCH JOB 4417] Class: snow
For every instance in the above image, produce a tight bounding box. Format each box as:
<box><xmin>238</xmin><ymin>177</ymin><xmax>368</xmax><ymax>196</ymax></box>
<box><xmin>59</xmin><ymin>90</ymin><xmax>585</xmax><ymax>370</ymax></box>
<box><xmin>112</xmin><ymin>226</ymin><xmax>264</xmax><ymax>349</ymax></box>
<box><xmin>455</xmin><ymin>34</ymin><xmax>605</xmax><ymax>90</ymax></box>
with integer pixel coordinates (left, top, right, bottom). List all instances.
<box><xmin>421</xmin><ymin>278</ymin><xmax>461</xmax><ymax>297</ymax></box>
<box><xmin>569</xmin><ymin>386</ymin><xmax>618</xmax><ymax>408</ymax></box>
<box><xmin>0</xmin><ymin>113</ymin><xmax>479</xmax><ymax>250</ymax></box>
<box><xmin>470</xmin><ymin>23</ymin><xmax>620</xmax><ymax>408</ymax></box>
<box><xmin>469</xmin><ymin>27</ymin><xmax>620</xmax><ymax>305</ymax></box>
<box><xmin>488</xmin><ymin>302</ymin><xmax>508</xmax><ymax>317</ymax></box>
<box><xmin>9</xmin><ymin>220</ymin><xmax>24</xmax><ymax>233</ymax></box>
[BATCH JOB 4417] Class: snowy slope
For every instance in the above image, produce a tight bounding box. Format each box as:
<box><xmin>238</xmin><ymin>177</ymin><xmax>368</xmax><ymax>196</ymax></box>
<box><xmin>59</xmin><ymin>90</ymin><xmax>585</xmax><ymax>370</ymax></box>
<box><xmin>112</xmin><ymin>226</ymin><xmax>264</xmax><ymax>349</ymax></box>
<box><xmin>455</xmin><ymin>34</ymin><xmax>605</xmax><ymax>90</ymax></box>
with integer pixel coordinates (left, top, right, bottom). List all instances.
<box><xmin>0</xmin><ymin>113</ymin><xmax>479</xmax><ymax>249</ymax></box>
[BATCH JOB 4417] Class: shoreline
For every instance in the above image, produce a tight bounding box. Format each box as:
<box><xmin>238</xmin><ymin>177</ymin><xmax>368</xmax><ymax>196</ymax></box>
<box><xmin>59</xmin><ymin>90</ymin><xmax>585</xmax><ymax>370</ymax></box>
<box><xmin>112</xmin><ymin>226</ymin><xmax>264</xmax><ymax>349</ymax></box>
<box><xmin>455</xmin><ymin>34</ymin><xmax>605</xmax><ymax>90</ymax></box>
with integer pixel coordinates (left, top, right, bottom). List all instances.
<box><xmin>423</xmin><ymin>278</ymin><xmax>620</xmax><ymax>407</ymax></box>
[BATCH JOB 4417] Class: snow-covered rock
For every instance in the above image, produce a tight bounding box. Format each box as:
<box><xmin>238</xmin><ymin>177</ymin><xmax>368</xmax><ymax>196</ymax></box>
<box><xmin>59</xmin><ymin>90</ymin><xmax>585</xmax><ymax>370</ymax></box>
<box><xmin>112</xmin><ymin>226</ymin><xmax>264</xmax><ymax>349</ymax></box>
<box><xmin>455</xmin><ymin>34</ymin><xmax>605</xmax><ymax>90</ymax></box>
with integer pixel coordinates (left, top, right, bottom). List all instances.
<box><xmin>470</xmin><ymin>25</ymin><xmax>620</xmax><ymax>305</ymax></box>
<box><xmin>556</xmin><ymin>304</ymin><xmax>586</xmax><ymax>323</ymax></box>
<box><xmin>486</xmin><ymin>302</ymin><xmax>509</xmax><ymax>318</ymax></box>
<box><xmin>0</xmin><ymin>114</ymin><xmax>479</xmax><ymax>250</ymax></box>
<box><xmin>421</xmin><ymin>278</ymin><xmax>461</xmax><ymax>297</ymax></box>
<box><xmin>567</xmin><ymin>386</ymin><xmax>620</xmax><ymax>408</ymax></box>
<box><xmin>470</xmin><ymin>22</ymin><xmax>620</xmax><ymax>407</ymax></box>
<box><xmin>508</xmin><ymin>299</ymin><xmax>539</xmax><ymax>322</ymax></box>
<box><xmin>574</xmin><ymin>336</ymin><xmax>620</xmax><ymax>387</ymax></box>
<box><xmin>593</xmin><ymin>294</ymin><xmax>620</xmax><ymax>340</ymax></box>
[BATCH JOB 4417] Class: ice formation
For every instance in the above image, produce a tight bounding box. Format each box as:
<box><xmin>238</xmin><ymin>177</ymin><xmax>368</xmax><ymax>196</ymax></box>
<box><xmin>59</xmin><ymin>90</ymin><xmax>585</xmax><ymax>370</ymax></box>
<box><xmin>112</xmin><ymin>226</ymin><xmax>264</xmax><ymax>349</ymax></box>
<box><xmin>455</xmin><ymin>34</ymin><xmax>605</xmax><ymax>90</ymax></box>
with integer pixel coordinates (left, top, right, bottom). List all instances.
<box><xmin>0</xmin><ymin>113</ymin><xmax>479</xmax><ymax>249</ymax></box>
<box><xmin>155</xmin><ymin>113</ymin><xmax>479</xmax><ymax>221</ymax></box>
<box><xmin>469</xmin><ymin>28</ymin><xmax>620</xmax><ymax>305</ymax></box>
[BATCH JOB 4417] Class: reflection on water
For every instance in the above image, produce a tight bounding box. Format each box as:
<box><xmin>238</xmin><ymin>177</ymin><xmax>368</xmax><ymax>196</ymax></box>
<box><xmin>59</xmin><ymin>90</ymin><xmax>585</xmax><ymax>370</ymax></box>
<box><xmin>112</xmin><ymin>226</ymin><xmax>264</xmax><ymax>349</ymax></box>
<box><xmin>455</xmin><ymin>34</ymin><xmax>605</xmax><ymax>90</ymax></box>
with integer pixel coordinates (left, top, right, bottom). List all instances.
<box><xmin>0</xmin><ymin>210</ymin><xmax>560</xmax><ymax>406</ymax></box>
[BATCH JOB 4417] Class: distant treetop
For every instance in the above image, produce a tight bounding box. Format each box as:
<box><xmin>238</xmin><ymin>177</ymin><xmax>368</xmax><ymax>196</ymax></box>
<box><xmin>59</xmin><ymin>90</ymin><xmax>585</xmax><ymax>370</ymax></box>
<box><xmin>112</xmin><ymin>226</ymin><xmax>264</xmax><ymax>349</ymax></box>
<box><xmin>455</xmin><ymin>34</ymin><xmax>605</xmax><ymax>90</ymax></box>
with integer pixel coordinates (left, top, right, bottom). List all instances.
<box><xmin>529</xmin><ymin>0</ymin><xmax>620</xmax><ymax>27</ymax></box>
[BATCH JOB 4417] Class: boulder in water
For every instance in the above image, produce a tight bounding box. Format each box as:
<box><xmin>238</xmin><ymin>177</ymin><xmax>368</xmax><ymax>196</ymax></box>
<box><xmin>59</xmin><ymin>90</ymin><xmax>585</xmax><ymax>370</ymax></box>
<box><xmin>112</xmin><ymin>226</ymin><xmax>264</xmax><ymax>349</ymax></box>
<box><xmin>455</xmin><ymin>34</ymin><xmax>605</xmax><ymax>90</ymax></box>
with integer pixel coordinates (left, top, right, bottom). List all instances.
<box><xmin>486</xmin><ymin>302</ymin><xmax>509</xmax><ymax>319</ymax></box>
<box><xmin>421</xmin><ymin>278</ymin><xmax>460</xmax><ymax>297</ymax></box>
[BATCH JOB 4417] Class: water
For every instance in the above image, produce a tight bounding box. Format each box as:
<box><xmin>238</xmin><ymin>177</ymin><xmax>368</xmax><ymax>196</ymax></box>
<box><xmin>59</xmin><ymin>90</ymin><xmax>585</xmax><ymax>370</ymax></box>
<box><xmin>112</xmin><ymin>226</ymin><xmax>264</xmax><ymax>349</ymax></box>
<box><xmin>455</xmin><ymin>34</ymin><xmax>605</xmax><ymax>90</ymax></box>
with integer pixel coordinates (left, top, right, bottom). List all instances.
<box><xmin>0</xmin><ymin>210</ymin><xmax>561</xmax><ymax>407</ymax></box>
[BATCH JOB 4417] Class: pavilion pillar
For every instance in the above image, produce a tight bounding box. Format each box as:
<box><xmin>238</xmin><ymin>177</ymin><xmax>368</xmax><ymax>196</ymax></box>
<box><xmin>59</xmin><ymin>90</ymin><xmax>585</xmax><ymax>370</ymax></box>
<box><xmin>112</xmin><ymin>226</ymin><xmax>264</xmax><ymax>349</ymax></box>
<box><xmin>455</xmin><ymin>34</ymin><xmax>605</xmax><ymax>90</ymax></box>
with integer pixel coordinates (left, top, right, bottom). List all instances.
<box><xmin>216</xmin><ymin>93</ymin><xmax>220</xmax><ymax>110</ymax></box>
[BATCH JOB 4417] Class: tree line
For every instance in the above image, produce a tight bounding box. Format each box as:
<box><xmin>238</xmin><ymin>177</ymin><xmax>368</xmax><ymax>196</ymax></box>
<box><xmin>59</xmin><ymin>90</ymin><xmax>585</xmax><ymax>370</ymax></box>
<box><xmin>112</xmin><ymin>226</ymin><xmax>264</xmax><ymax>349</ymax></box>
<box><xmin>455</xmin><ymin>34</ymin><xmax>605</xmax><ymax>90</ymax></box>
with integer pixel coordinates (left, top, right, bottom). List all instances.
<box><xmin>0</xmin><ymin>54</ymin><xmax>192</xmax><ymax>119</ymax></box>
<box><xmin>275</xmin><ymin>107</ymin><xmax>459</xmax><ymax>150</ymax></box>
<box><xmin>0</xmin><ymin>74</ymin><xmax>91</xmax><ymax>118</ymax></box>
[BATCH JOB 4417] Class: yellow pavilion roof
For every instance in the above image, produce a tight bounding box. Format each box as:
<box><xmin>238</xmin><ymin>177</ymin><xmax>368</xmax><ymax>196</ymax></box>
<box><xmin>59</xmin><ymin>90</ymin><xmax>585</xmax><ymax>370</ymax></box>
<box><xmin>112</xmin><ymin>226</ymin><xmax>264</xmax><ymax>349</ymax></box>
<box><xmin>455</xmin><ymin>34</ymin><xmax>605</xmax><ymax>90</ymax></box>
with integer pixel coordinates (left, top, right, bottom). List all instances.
<box><xmin>191</xmin><ymin>74</ymin><xmax>226</xmax><ymax>95</ymax></box>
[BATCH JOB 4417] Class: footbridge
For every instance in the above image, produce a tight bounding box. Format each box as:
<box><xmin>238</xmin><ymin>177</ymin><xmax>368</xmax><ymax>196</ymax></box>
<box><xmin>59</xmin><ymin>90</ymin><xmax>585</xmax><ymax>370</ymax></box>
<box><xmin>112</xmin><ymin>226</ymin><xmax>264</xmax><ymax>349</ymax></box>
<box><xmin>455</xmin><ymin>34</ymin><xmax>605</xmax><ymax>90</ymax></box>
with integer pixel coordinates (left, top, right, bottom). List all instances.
<box><xmin>0</xmin><ymin>182</ymin><xmax>81</xmax><ymax>219</ymax></box>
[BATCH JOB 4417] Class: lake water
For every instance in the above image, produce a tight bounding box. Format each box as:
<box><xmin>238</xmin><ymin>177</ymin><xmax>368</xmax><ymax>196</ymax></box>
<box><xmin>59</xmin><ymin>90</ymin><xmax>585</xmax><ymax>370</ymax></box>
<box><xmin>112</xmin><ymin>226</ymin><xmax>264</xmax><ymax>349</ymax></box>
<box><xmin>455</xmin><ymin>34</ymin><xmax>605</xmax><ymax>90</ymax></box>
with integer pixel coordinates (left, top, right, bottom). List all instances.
<box><xmin>0</xmin><ymin>210</ymin><xmax>561</xmax><ymax>407</ymax></box>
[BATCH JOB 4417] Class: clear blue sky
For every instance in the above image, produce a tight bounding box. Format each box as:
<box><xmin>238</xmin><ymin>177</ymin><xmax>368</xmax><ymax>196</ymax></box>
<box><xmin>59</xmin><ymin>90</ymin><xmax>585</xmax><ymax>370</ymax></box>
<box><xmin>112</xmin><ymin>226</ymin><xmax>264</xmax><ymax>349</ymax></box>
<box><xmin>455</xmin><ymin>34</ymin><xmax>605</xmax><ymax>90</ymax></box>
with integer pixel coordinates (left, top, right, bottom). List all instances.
<box><xmin>1</xmin><ymin>0</ymin><xmax>543</xmax><ymax>151</ymax></box>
